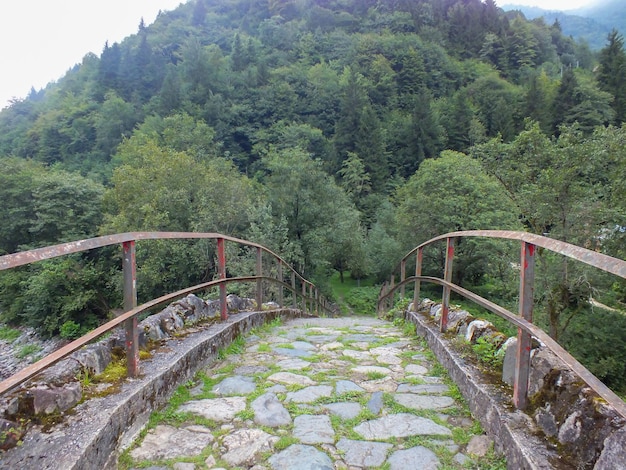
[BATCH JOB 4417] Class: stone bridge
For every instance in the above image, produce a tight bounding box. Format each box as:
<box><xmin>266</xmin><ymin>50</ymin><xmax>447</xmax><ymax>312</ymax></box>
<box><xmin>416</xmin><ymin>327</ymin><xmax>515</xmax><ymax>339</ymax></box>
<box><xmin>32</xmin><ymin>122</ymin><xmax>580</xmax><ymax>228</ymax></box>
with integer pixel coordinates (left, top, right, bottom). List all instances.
<box><xmin>1</xmin><ymin>231</ymin><xmax>626</xmax><ymax>469</ymax></box>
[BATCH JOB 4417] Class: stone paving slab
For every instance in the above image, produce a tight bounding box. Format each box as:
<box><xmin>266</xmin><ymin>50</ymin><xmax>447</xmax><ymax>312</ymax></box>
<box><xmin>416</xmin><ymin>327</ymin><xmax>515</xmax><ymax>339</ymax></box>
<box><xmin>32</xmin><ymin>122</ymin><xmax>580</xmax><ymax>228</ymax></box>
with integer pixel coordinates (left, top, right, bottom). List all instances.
<box><xmin>122</xmin><ymin>316</ymin><xmax>498</xmax><ymax>469</ymax></box>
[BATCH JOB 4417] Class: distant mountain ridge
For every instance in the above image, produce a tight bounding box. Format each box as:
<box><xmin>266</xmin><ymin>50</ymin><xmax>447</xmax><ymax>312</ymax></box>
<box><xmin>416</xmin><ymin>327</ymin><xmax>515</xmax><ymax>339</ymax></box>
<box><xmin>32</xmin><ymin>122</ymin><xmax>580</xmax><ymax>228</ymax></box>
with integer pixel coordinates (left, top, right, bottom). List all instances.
<box><xmin>502</xmin><ymin>0</ymin><xmax>625</xmax><ymax>49</ymax></box>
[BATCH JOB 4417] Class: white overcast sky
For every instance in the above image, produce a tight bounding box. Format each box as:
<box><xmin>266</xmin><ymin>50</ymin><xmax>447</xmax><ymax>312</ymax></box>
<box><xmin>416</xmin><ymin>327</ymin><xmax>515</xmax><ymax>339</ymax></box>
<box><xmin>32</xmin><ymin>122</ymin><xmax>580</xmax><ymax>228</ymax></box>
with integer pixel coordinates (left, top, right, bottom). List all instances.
<box><xmin>0</xmin><ymin>0</ymin><xmax>185</xmax><ymax>110</ymax></box>
<box><xmin>0</xmin><ymin>0</ymin><xmax>598</xmax><ymax>110</ymax></box>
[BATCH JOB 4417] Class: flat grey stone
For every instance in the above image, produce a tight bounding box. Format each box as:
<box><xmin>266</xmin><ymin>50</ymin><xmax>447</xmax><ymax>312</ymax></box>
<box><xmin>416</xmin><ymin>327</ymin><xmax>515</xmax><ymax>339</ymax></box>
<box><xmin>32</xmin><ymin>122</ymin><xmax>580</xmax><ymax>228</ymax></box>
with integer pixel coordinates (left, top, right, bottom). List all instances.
<box><xmin>222</xmin><ymin>428</ymin><xmax>278</xmax><ymax>466</ymax></box>
<box><xmin>293</xmin><ymin>415</ymin><xmax>335</xmax><ymax>444</ymax></box>
<box><xmin>467</xmin><ymin>435</ymin><xmax>493</xmax><ymax>456</ymax></box>
<box><xmin>335</xmin><ymin>380</ymin><xmax>364</xmax><ymax>394</ymax></box>
<box><xmin>235</xmin><ymin>365</ymin><xmax>270</xmax><ymax>375</ymax></box>
<box><xmin>343</xmin><ymin>349</ymin><xmax>372</xmax><ymax>360</ymax></box>
<box><xmin>130</xmin><ymin>425</ymin><xmax>214</xmax><ymax>460</ymax></box>
<box><xmin>252</xmin><ymin>393</ymin><xmax>292</xmax><ymax>427</ymax></box>
<box><xmin>336</xmin><ymin>438</ymin><xmax>392</xmax><ymax>467</ymax></box>
<box><xmin>352</xmin><ymin>366</ymin><xmax>392</xmax><ymax>375</ymax></box>
<box><xmin>454</xmin><ymin>453</ymin><xmax>470</xmax><ymax>465</ymax></box>
<box><xmin>367</xmin><ymin>391</ymin><xmax>384</xmax><ymax>415</ymax></box>
<box><xmin>268</xmin><ymin>372</ymin><xmax>316</xmax><ymax>386</ymax></box>
<box><xmin>323</xmin><ymin>402</ymin><xmax>362</xmax><ymax>420</ymax></box>
<box><xmin>394</xmin><ymin>393</ymin><xmax>455</xmax><ymax>410</ymax></box>
<box><xmin>397</xmin><ymin>384</ymin><xmax>449</xmax><ymax>394</ymax></box>
<box><xmin>285</xmin><ymin>385</ymin><xmax>333</xmax><ymax>403</ymax></box>
<box><xmin>291</xmin><ymin>341</ymin><xmax>316</xmax><ymax>350</ymax></box>
<box><xmin>272</xmin><ymin>347</ymin><xmax>312</xmax><ymax>358</ymax></box>
<box><xmin>268</xmin><ymin>444</ymin><xmax>333</xmax><ymax>470</ymax></box>
<box><xmin>342</xmin><ymin>334</ymin><xmax>378</xmax><ymax>342</ymax></box>
<box><xmin>212</xmin><ymin>375</ymin><xmax>256</xmax><ymax>395</ymax></box>
<box><xmin>303</xmin><ymin>335</ymin><xmax>337</xmax><ymax>343</ymax></box>
<box><xmin>354</xmin><ymin>413</ymin><xmax>452</xmax><ymax>439</ymax></box>
<box><xmin>179</xmin><ymin>397</ymin><xmax>246</xmax><ymax>422</ymax></box>
<box><xmin>173</xmin><ymin>463</ymin><xmax>195</xmax><ymax>470</ymax></box>
<box><xmin>277</xmin><ymin>358</ymin><xmax>311</xmax><ymax>370</ymax></box>
<box><xmin>376</xmin><ymin>354</ymin><xmax>403</xmax><ymax>365</ymax></box>
<box><xmin>405</xmin><ymin>364</ymin><xmax>429</xmax><ymax>375</ymax></box>
<box><xmin>266</xmin><ymin>384</ymin><xmax>287</xmax><ymax>393</ymax></box>
<box><xmin>388</xmin><ymin>446</ymin><xmax>440</xmax><ymax>470</ymax></box>
<box><xmin>370</xmin><ymin>346</ymin><xmax>403</xmax><ymax>356</ymax></box>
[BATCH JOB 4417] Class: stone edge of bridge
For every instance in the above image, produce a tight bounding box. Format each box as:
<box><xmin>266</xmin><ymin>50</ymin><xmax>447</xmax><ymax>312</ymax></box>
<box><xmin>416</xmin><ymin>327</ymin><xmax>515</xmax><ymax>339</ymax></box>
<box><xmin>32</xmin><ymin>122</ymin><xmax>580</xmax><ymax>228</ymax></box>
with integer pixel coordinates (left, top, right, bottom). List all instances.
<box><xmin>404</xmin><ymin>309</ymin><xmax>553</xmax><ymax>470</ymax></box>
<box><xmin>0</xmin><ymin>308</ymin><xmax>314</xmax><ymax>470</ymax></box>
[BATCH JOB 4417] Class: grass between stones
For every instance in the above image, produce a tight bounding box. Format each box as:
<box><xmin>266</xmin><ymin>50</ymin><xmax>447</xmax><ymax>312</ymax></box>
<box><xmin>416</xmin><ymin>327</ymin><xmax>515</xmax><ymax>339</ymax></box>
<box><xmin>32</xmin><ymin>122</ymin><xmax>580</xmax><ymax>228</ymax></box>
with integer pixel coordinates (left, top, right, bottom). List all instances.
<box><xmin>120</xmin><ymin>315</ymin><xmax>508</xmax><ymax>470</ymax></box>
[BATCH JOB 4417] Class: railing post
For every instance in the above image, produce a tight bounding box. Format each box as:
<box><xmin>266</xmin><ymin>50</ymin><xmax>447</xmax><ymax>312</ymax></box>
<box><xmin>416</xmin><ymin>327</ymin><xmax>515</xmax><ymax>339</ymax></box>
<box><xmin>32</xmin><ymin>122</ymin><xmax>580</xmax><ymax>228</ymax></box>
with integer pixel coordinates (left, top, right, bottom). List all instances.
<box><xmin>441</xmin><ymin>237</ymin><xmax>455</xmax><ymax>332</ymax></box>
<box><xmin>514</xmin><ymin>241</ymin><xmax>535</xmax><ymax>410</ymax></box>
<box><xmin>256</xmin><ymin>247</ymin><xmax>263</xmax><ymax>310</ymax></box>
<box><xmin>413</xmin><ymin>248</ymin><xmax>423</xmax><ymax>311</ymax></box>
<box><xmin>123</xmin><ymin>240</ymin><xmax>139</xmax><ymax>378</ymax></box>
<box><xmin>389</xmin><ymin>274</ymin><xmax>395</xmax><ymax>309</ymax></box>
<box><xmin>291</xmin><ymin>271</ymin><xmax>297</xmax><ymax>308</ymax></box>
<box><xmin>302</xmin><ymin>281</ymin><xmax>307</xmax><ymax>312</ymax></box>
<box><xmin>217</xmin><ymin>237</ymin><xmax>228</xmax><ymax>321</ymax></box>
<box><xmin>278</xmin><ymin>260</ymin><xmax>283</xmax><ymax>307</ymax></box>
<box><xmin>379</xmin><ymin>282</ymin><xmax>387</xmax><ymax>315</ymax></box>
<box><xmin>400</xmin><ymin>259</ymin><xmax>406</xmax><ymax>299</ymax></box>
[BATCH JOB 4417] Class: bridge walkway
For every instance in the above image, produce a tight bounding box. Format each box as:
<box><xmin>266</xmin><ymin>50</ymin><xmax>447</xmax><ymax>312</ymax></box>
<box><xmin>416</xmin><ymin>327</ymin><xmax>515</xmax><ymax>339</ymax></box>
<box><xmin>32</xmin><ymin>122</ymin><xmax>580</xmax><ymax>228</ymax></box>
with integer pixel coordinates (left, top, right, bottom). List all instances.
<box><xmin>120</xmin><ymin>316</ymin><xmax>501</xmax><ymax>469</ymax></box>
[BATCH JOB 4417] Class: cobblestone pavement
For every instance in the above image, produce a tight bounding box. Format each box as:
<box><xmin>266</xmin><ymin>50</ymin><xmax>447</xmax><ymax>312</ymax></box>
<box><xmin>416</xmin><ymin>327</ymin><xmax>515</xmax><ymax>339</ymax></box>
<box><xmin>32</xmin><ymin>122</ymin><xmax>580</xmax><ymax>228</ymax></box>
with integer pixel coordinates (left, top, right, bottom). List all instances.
<box><xmin>122</xmin><ymin>316</ymin><xmax>502</xmax><ymax>470</ymax></box>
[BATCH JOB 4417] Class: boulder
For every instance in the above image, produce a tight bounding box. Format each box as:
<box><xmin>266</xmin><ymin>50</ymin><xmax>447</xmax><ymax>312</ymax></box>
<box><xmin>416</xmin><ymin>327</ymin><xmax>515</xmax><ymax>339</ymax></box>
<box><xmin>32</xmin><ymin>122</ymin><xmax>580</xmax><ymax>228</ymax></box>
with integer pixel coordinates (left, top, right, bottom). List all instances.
<box><xmin>27</xmin><ymin>382</ymin><xmax>82</xmax><ymax>415</ymax></box>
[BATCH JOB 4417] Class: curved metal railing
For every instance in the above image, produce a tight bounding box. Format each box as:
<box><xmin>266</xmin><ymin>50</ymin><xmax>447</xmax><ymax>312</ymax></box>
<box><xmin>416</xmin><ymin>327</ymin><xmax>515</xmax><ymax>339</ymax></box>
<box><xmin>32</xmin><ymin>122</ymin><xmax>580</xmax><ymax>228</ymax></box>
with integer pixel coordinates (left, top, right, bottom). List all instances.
<box><xmin>377</xmin><ymin>230</ymin><xmax>626</xmax><ymax>419</ymax></box>
<box><xmin>0</xmin><ymin>232</ymin><xmax>331</xmax><ymax>395</ymax></box>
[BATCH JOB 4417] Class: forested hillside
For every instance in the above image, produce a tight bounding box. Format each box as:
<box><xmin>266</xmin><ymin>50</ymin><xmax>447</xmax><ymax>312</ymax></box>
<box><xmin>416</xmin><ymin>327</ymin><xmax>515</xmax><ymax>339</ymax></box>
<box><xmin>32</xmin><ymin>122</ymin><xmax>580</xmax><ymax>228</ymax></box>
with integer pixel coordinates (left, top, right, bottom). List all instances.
<box><xmin>2</xmin><ymin>0</ymin><xmax>626</xmax><ymax>391</ymax></box>
<box><xmin>503</xmin><ymin>0</ymin><xmax>626</xmax><ymax>50</ymax></box>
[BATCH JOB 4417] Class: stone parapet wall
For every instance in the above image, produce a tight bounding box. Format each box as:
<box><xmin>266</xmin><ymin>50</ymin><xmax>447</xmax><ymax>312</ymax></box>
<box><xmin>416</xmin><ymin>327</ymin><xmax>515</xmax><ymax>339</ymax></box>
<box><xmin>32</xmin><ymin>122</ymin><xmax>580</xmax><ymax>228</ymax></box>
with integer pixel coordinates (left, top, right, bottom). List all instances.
<box><xmin>0</xmin><ymin>307</ymin><xmax>313</xmax><ymax>469</ymax></box>
<box><xmin>406</xmin><ymin>299</ymin><xmax>626</xmax><ymax>469</ymax></box>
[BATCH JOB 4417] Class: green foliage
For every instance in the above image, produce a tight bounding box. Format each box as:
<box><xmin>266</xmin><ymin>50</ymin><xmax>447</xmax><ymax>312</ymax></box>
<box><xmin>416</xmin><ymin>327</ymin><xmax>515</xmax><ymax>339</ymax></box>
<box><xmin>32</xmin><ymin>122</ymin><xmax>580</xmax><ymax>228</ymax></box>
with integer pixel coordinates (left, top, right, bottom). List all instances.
<box><xmin>16</xmin><ymin>344</ymin><xmax>41</xmax><ymax>360</ymax></box>
<box><xmin>343</xmin><ymin>287</ymin><xmax>380</xmax><ymax>316</ymax></box>
<box><xmin>59</xmin><ymin>320</ymin><xmax>83</xmax><ymax>340</ymax></box>
<box><xmin>394</xmin><ymin>150</ymin><xmax>521</xmax><ymax>287</ymax></box>
<box><xmin>472</xmin><ymin>337</ymin><xmax>504</xmax><ymax>368</ymax></box>
<box><xmin>0</xmin><ymin>326</ymin><xmax>21</xmax><ymax>342</ymax></box>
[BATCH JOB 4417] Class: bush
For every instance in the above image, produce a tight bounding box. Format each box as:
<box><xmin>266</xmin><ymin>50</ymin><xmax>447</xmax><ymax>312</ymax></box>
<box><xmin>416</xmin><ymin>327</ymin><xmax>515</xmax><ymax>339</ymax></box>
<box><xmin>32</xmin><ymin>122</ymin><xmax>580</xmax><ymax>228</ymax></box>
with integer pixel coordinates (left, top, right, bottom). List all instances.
<box><xmin>343</xmin><ymin>286</ymin><xmax>380</xmax><ymax>315</ymax></box>
<box><xmin>60</xmin><ymin>320</ymin><xmax>82</xmax><ymax>340</ymax></box>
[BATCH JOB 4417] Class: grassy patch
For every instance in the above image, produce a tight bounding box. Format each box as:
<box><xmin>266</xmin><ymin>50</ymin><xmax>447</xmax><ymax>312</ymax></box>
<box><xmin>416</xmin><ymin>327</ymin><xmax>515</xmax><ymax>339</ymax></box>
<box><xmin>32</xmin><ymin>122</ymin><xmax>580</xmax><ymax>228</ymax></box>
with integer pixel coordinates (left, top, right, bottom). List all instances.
<box><xmin>258</xmin><ymin>343</ymin><xmax>271</xmax><ymax>352</ymax></box>
<box><xmin>366</xmin><ymin>371</ymin><xmax>387</xmax><ymax>380</ymax></box>
<box><xmin>235</xmin><ymin>408</ymin><xmax>254</xmax><ymax>420</ymax></box>
<box><xmin>274</xmin><ymin>435</ymin><xmax>299</xmax><ymax>451</ymax></box>
<box><xmin>217</xmin><ymin>335</ymin><xmax>245</xmax><ymax>359</ymax></box>
<box><xmin>15</xmin><ymin>344</ymin><xmax>41</xmax><ymax>359</ymax></box>
<box><xmin>0</xmin><ymin>326</ymin><xmax>21</xmax><ymax>341</ymax></box>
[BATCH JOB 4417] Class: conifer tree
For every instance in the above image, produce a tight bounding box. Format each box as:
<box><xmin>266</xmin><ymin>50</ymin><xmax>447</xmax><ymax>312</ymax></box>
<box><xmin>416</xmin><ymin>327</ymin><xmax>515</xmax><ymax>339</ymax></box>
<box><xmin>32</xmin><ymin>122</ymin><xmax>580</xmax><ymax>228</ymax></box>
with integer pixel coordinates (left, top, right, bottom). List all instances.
<box><xmin>597</xmin><ymin>29</ymin><xmax>626</xmax><ymax>124</ymax></box>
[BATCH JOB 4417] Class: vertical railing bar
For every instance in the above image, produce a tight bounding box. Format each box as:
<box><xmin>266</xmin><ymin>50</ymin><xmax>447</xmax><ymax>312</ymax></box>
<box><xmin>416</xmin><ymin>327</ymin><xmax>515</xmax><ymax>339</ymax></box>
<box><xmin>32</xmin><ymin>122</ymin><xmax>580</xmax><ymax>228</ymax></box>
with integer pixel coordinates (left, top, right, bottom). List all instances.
<box><xmin>291</xmin><ymin>271</ymin><xmax>297</xmax><ymax>308</ymax></box>
<box><xmin>277</xmin><ymin>260</ymin><xmax>283</xmax><ymax>308</ymax></box>
<box><xmin>217</xmin><ymin>238</ymin><xmax>228</xmax><ymax>321</ymax></box>
<box><xmin>256</xmin><ymin>247</ymin><xmax>263</xmax><ymax>311</ymax></box>
<box><xmin>389</xmin><ymin>274</ymin><xmax>395</xmax><ymax>309</ymax></box>
<box><xmin>302</xmin><ymin>280</ymin><xmax>306</xmax><ymax>312</ymax></box>
<box><xmin>400</xmin><ymin>260</ymin><xmax>406</xmax><ymax>299</ymax></box>
<box><xmin>413</xmin><ymin>248</ymin><xmax>423</xmax><ymax>311</ymax></box>
<box><xmin>123</xmin><ymin>240</ymin><xmax>139</xmax><ymax>378</ymax></box>
<box><xmin>441</xmin><ymin>237</ymin><xmax>455</xmax><ymax>332</ymax></box>
<box><xmin>514</xmin><ymin>241</ymin><xmax>535</xmax><ymax>410</ymax></box>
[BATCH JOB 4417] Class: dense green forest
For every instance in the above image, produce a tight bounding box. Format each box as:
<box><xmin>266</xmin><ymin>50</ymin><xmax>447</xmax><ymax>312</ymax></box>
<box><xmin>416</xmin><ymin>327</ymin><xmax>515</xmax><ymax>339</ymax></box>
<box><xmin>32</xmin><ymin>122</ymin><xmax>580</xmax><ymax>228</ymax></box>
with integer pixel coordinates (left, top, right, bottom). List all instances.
<box><xmin>2</xmin><ymin>0</ymin><xmax>626</xmax><ymax>391</ymax></box>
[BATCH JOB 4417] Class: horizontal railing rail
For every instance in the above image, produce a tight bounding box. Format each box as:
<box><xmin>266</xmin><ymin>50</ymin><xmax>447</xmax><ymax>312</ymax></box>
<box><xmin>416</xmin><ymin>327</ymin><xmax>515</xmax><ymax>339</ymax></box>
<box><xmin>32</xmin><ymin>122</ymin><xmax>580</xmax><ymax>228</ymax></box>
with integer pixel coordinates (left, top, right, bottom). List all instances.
<box><xmin>0</xmin><ymin>232</ymin><xmax>330</xmax><ymax>396</ymax></box>
<box><xmin>377</xmin><ymin>230</ymin><xmax>626</xmax><ymax>419</ymax></box>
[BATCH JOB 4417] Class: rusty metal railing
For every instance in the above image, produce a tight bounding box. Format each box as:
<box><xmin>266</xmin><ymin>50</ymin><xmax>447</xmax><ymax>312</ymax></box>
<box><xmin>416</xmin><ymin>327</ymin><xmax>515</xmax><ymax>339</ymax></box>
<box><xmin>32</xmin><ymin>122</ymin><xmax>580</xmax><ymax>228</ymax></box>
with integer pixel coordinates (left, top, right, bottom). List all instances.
<box><xmin>0</xmin><ymin>232</ymin><xmax>330</xmax><ymax>396</ymax></box>
<box><xmin>377</xmin><ymin>230</ymin><xmax>626</xmax><ymax>419</ymax></box>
